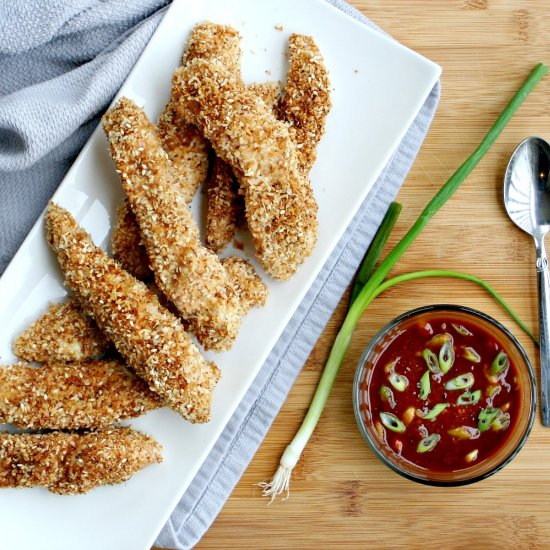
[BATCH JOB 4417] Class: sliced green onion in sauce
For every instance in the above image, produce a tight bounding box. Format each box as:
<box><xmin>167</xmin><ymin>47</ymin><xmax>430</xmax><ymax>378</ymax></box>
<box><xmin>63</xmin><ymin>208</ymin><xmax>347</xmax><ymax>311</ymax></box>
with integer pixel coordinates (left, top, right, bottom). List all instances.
<box><xmin>444</xmin><ymin>372</ymin><xmax>474</xmax><ymax>391</ymax></box>
<box><xmin>439</xmin><ymin>340</ymin><xmax>455</xmax><ymax>374</ymax></box>
<box><xmin>418</xmin><ymin>371</ymin><xmax>431</xmax><ymax>400</ymax></box>
<box><xmin>388</xmin><ymin>372</ymin><xmax>409</xmax><ymax>392</ymax></box>
<box><xmin>463</xmin><ymin>346</ymin><xmax>481</xmax><ymax>363</ymax></box>
<box><xmin>490</xmin><ymin>351</ymin><xmax>510</xmax><ymax>376</ymax></box>
<box><xmin>491</xmin><ymin>411</ymin><xmax>511</xmax><ymax>431</ymax></box>
<box><xmin>379</xmin><ymin>385</ymin><xmax>396</xmax><ymax>408</ymax></box>
<box><xmin>452</xmin><ymin>323</ymin><xmax>473</xmax><ymax>336</ymax></box>
<box><xmin>478</xmin><ymin>406</ymin><xmax>501</xmax><ymax>432</ymax></box>
<box><xmin>486</xmin><ymin>384</ymin><xmax>501</xmax><ymax>398</ymax></box>
<box><xmin>422</xmin><ymin>348</ymin><xmax>440</xmax><ymax>374</ymax></box>
<box><xmin>447</xmin><ymin>425</ymin><xmax>480</xmax><ymax>440</ymax></box>
<box><xmin>417</xmin><ymin>403</ymin><xmax>449</xmax><ymax>420</ymax></box>
<box><xmin>380</xmin><ymin>412</ymin><xmax>406</xmax><ymax>433</ymax></box>
<box><xmin>384</xmin><ymin>357</ymin><xmax>400</xmax><ymax>374</ymax></box>
<box><xmin>456</xmin><ymin>389</ymin><xmax>482</xmax><ymax>405</ymax></box>
<box><xmin>417</xmin><ymin>434</ymin><xmax>441</xmax><ymax>453</ymax></box>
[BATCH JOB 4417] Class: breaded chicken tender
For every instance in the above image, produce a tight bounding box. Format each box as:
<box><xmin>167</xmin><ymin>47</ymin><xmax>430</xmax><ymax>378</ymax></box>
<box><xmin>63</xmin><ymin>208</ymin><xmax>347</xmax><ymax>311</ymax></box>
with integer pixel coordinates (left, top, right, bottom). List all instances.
<box><xmin>14</xmin><ymin>300</ymin><xmax>109</xmax><ymax>363</ymax></box>
<box><xmin>173</xmin><ymin>59</ymin><xmax>318</xmax><ymax>279</ymax></box>
<box><xmin>206</xmin><ymin>81</ymin><xmax>280</xmax><ymax>253</ymax></box>
<box><xmin>45</xmin><ymin>203</ymin><xmax>219</xmax><ymax>423</ymax></box>
<box><xmin>102</xmin><ymin>98</ymin><xmax>243</xmax><ymax>351</ymax></box>
<box><xmin>222</xmin><ymin>257</ymin><xmax>268</xmax><ymax>313</ymax></box>
<box><xmin>112</xmin><ymin>199</ymin><xmax>152</xmax><ymax>281</ymax></box>
<box><xmin>278</xmin><ymin>34</ymin><xmax>331</xmax><ymax>173</ymax></box>
<box><xmin>205</xmin><ymin>160</ymin><xmax>243</xmax><ymax>253</ymax></box>
<box><xmin>0</xmin><ymin>360</ymin><xmax>160</xmax><ymax>430</ymax></box>
<box><xmin>183</xmin><ymin>21</ymin><xmax>242</xmax><ymax>72</ymax></box>
<box><xmin>156</xmin><ymin>101</ymin><xmax>210</xmax><ymax>202</ymax></box>
<box><xmin>0</xmin><ymin>427</ymin><xmax>162</xmax><ymax>494</ymax></box>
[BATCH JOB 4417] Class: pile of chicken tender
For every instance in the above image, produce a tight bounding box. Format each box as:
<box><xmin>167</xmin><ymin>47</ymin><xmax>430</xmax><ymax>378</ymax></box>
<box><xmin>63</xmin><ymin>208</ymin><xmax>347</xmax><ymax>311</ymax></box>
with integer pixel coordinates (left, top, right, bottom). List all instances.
<box><xmin>0</xmin><ymin>22</ymin><xmax>331</xmax><ymax>494</ymax></box>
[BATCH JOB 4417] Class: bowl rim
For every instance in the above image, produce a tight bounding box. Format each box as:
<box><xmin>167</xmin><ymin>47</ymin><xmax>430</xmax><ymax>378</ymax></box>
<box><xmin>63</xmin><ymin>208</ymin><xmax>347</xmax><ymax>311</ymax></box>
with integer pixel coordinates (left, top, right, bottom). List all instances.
<box><xmin>352</xmin><ymin>303</ymin><xmax>537</xmax><ymax>487</ymax></box>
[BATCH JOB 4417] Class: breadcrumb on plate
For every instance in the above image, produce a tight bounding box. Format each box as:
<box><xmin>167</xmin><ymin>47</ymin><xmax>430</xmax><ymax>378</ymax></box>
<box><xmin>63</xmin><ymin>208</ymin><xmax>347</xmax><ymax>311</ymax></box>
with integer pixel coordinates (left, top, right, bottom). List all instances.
<box><xmin>102</xmin><ymin>98</ymin><xmax>243</xmax><ymax>351</ymax></box>
<box><xmin>0</xmin><ymin>427</ymin><xmax>162</xmax><ymax>494</ymax></box>
<box><xmin>14</xmin><ymin>300</ymin><xmax>109</xmax><ymax>363</ymax></box>
<box><xmin>0</xmin><ymin>360</ymin><xmax>160</xmax><ymax>430</ymax></box>
<box><xmin>45</xmin><ymin>202</ymin><xmax>219</xmax><ymax>423</ymax></box>
<box><xmin>278</xmin><ymin>34</ymin><xmax>332</xmax><ymax>173</ymax></box>
<box><xmin>173</xmin><ymin>58</ymin><xmax>318</xmax><ymax>280</ymax></box>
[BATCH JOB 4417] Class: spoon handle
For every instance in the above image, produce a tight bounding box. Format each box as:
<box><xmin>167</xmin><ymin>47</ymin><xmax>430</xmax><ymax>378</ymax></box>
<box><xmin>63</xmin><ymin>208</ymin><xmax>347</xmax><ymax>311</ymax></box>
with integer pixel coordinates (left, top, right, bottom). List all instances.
<box><xmin>536</xmin><ymin>236</ymin><xmax>550</xmax><ymax>425</ymax></box>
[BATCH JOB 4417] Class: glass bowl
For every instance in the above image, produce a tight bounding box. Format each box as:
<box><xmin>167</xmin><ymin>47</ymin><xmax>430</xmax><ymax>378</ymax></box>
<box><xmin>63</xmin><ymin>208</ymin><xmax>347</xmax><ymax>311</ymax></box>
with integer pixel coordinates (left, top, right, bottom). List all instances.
<box><xmin>352</xmin><ymin>304</ymin><xmax>536</xmax><ymax>486</ymax></box>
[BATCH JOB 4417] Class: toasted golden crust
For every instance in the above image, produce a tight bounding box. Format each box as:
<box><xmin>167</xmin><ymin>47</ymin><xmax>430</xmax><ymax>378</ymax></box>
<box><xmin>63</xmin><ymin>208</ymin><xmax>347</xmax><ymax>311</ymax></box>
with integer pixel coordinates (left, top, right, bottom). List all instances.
<box><xmin>102</xmin><ymin>98</ymin><xmax>243</xmax><ymax>351</ymax></box>
<box><xmin>112</xmin><ymin>199</ymin><xmax>152</xmax><ymax>281</ymax></box>
<box><xmin>0</xmin><ymin>360</ymin><xmax>160</xmax><ymax>430</ymax></box>
<box><xmin>222</xmin><ymin>257</ymin><xmax>268</xmax><ymax>313</ymax></box>
<box><xmin>0</xmin><ymin>427</ymin><xmax>162</xmax><ymax>494</ymax></box>
<box><xmin>45</xmin><ymin>203</ymin><xmax>219</xmax><ymax>423</ymax></box>
<box><xmin>205</xmin><ymin>81</ymin><xmax>280</xmax><ymax>253</ymax></box>
<box><xmin>157</xmin><ymin>101</ymin><xmax>210</xmax><ymax>202</ymax></box>
<box><xmin>205</xmin><ymin>159</ymin><xmax>242</xmax><ymax>253</ymax></box>
<box><xmin>14</xmin><ymin>300</ymin><xmax>110</xmax><ymax>363</ymax></box>
<box><xmin>278</xmin><ymin>34</ymin><xmax>331</xmax><ymax>173</ymax></box>
<box><xmin>183</xmin><ymin>21</ymin><xmax>242</xmax><ymax>73</ymax></box>
<box><xmin>173</xmin><ymin>58</ymin><xmax>318</xmax><ymax>279</ymax></box>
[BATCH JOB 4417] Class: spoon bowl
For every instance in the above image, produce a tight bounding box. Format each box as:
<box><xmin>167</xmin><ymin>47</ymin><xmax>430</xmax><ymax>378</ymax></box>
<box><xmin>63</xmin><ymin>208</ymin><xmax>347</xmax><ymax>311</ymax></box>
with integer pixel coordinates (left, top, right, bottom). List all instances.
<box><xmin>504</xmin><ymin>136</ymin><xmax>550</xmax><ymax>425</ymax></box>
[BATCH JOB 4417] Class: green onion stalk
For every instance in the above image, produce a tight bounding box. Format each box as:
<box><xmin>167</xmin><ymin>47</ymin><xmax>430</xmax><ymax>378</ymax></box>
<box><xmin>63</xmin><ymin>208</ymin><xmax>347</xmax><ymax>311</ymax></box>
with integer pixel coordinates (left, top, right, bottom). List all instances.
<box><xmin>259</xmin><ymin>63</ymin><xmax>547</xmax><ymax>502</ymax></box>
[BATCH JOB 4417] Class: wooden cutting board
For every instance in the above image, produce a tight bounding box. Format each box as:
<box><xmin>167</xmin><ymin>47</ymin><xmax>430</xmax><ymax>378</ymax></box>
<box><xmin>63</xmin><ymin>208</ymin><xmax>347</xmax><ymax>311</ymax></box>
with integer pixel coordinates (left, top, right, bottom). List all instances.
<box><xmin>155</xmin><ymin>1</ymin><xmax>550</xmax><ymax>548</ymax></box>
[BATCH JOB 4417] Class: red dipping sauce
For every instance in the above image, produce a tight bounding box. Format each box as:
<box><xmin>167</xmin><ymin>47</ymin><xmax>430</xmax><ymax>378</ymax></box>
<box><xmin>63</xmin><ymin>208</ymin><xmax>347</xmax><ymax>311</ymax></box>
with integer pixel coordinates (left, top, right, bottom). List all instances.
<box><xmin>354</xmin><ymin>306</ymin><xmax>535</xmax><ymax>484</ymax></box>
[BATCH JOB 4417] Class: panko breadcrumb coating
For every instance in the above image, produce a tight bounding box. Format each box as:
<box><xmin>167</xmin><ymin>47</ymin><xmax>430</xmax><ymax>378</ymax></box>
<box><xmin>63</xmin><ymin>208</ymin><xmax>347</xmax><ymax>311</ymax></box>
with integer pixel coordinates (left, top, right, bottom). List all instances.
<box><xmin>102</xmin><ymin>97</ymin><xmax>242</xmax><ymax>351</ymax></box>
<box><xmin>113</xmin><ymin>22</ymin><xmax>243</xmax><ymax>263</ymax></box>
<box><xmin>222</xmin><ymin>257</ymin><xmax>268</xmax><ymax>313</ymax></box>
<box><xmin>205</xmin><ymin>159</ymin><xmax>243</xmax><ymax>253</ymax></box>
<box><xmin>0</xmin><ymin>427</ymin><xmax>162</xmax><ymax>494</ymax></box>
<box><xmin>173</xmin><ymin>58</ymin><xmax>318</xmax><ymax>280</ymax></box>
<box><xmin>45</xmin><ymin>203</ymin><xmax>219</xmax><ymax>423</ymax></box>
<box><xmin>14</xmin><ymin>300</ymin><xmax>109</xmax><ymax>363</ymax></box>
<box><xmin>157</xmin><ymin>101</ymin><xmax>210</xmax><ymax>202</ymax></box>
<box><xmin>183</xmin><ymin>21</ymin><xmax>242</xmax><ymax>72</ymax></box>
<box><xmin>112</xmin><ymin>199</ymin><xmax>152</xmax><ymax>281</ymax></box>
<box><xmin>278</xmin><ymin>34</ymin><xmax>331</xmax><ymax>173</ymax></box>
<box><xmin>205</xmin><ymin>81</ymin><xmax>280</xmax><ymax>253</ymax></box>
<box><xmin>0</xmin><ymin>360</ymin><xmax>160</xmax><ymax>430</ymax></box>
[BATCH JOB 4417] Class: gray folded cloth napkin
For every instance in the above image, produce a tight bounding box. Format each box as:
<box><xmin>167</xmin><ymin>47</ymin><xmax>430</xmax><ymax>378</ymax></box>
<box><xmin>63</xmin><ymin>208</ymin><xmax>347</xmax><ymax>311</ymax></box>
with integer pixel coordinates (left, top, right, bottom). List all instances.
<box><xmin>0</xmin><ymin>1</ymin><xmax>440</xmax><ymax>548</ymax></box>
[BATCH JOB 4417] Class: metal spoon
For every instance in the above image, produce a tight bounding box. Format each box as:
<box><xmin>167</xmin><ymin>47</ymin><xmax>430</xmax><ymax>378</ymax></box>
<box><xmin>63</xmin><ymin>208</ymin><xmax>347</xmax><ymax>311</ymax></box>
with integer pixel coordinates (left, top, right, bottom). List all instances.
<box><xmin>504</xmin><ymin>136</ymin><xmax>550</xmax><ymax>425</ymax></box>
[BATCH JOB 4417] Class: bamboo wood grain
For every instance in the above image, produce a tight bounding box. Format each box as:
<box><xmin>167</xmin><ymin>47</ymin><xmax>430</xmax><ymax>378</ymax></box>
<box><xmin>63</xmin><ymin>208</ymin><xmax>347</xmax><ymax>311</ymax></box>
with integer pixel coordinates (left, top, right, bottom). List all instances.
<box><xmin>154</xmin><ymin>1</ymin><xmax>550</xmax><ymax>548</ymax></box>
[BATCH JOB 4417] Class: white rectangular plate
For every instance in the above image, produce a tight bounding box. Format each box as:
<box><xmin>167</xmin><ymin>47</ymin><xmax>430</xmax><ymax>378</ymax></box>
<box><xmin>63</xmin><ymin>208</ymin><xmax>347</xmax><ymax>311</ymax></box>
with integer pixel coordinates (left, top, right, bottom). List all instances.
<box><xmin>0</xmin><ymin>1</ymin><xmax>440</xmax><ymax>548</ymax></box>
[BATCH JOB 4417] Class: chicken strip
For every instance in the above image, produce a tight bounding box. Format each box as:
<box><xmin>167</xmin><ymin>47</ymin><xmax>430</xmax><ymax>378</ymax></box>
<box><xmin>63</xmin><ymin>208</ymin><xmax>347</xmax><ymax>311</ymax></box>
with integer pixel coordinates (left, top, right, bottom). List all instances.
<box><xmin>183</xmin><ymin>21</ymin><xmax>242</xmax><ymax>72</ymax></box>
<box><xmin>0</xmin><ymin>360</ymin><xmax>160</xmax><ymax>430</ymax></box>
<box><xmin>156</xmin><ymin>101</ymin><xmax>210</xmax><ymax>202</ymax></box>
<box><xmin>222</xmin><ymin>257</ymin><xmax>268</xmax><ymax>313</ymax></box>
<box><xmin>205</xmin><ymin>81</ymin><xmax>280</xmax><ymax>253</ymax></box>
<box><xmin>156</xmin><ymin>21</ymin><xmax>241</xmax><ymax>204</ymax></box>
<box><xmin>278</xmin><ymin>34</ymin><xmax>331</xmax><ymax>173</ymax></box>
<box><xmin>14</xmin><ymin>300</ymin><xmax>109</xmax><ymax>363</ymax></box>
<box><xmin>173</xmin><ymin>58</ymin><xmax>318</xmax><ymax>279</ymax></box>
<box><xmin>45</xmin><ymin>203</ymin><xmax>219</xmax><ymax>423</ymax></box>
<box><xmin>102</xmin><ymin>98</ymin><xmax>242</xmax><ymax>351</ymax></box>
<box><xmin>111</xmin><ymin>199</ymin><xmax>152</xmax><ymax>281</ymax></box>
<box><xmin>0</xmin><ymin>427</ymin><xmax>162</xmax><ymax>494</ymax></box>
<box><xmin>205</xmin><ymin>160</ymin><xmax>242</xmax><ymax>253</ymax></box>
